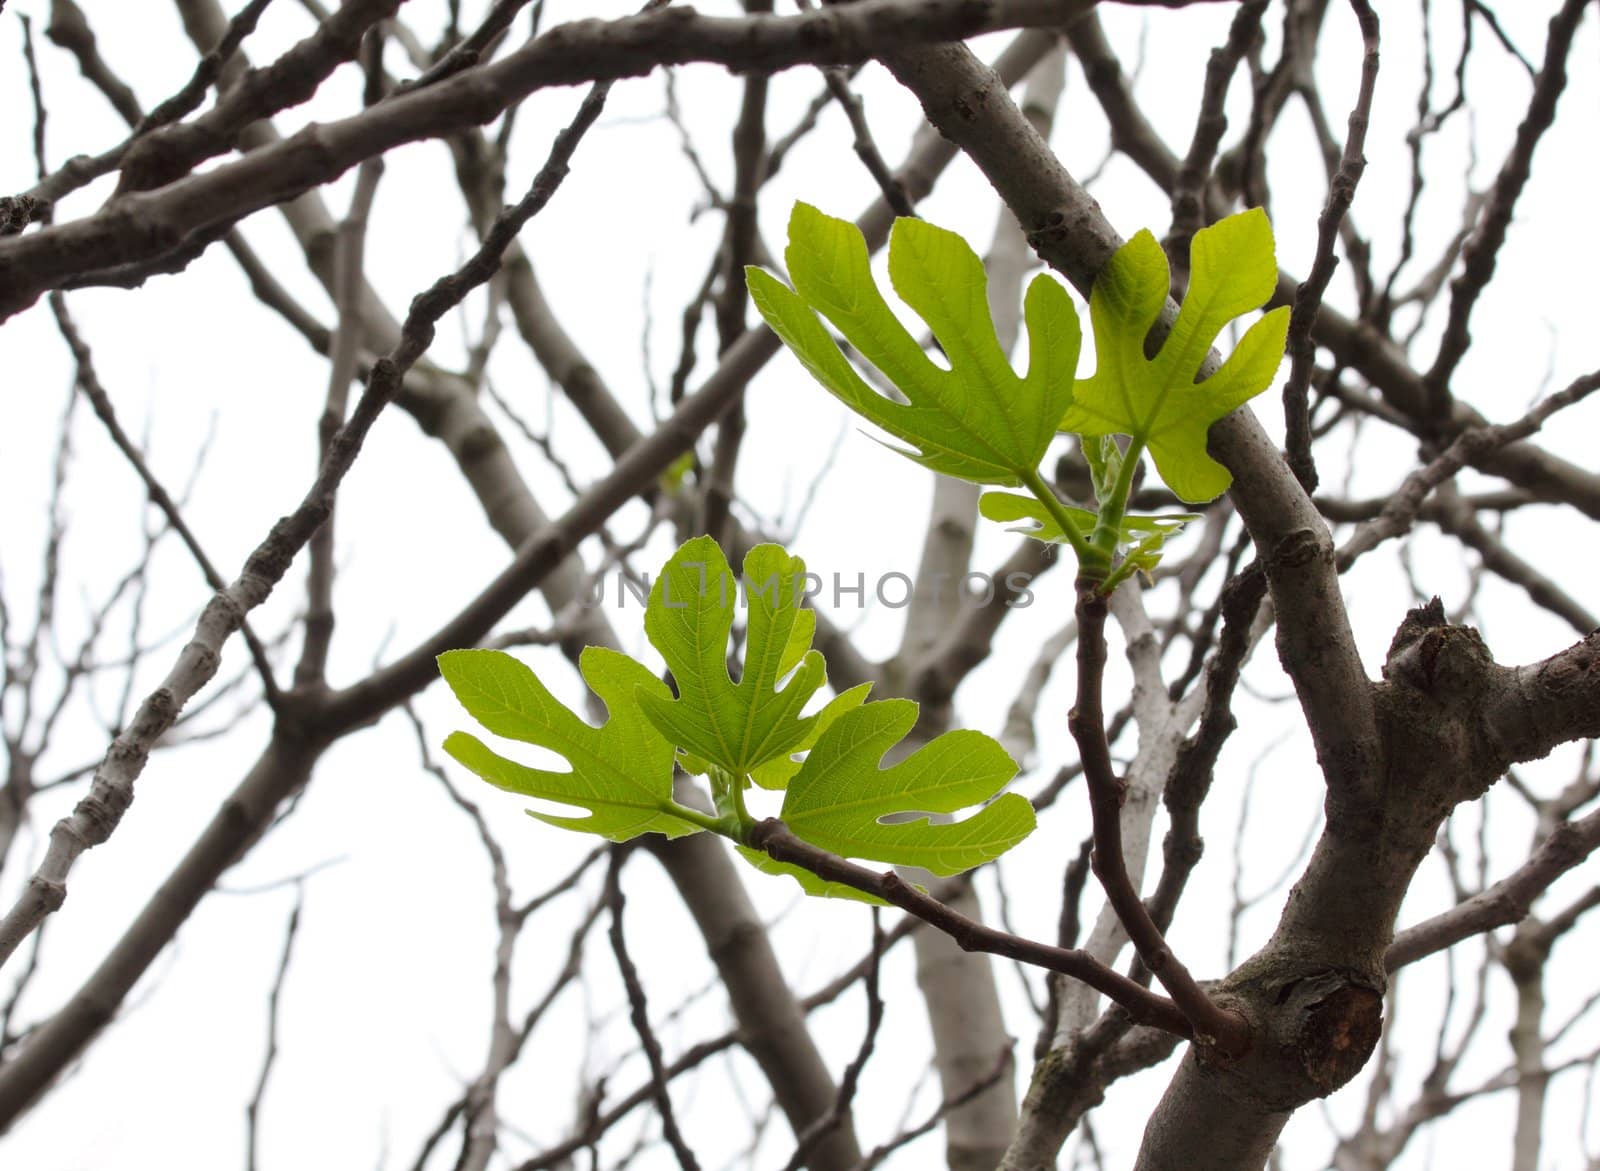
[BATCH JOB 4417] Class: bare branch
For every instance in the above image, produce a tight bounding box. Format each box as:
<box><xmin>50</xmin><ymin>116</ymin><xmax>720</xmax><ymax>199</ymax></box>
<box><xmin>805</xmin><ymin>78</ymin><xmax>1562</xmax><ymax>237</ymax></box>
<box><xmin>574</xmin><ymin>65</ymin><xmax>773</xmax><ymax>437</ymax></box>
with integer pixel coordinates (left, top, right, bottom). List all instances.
<box><xmin>1421</xmin><ymin>0</ymin><xmax>1589</xmax><ymax>423</ymax></box>
<box><xmin>245</xmin><ymin>885</ymin><xmax>306</xmax><ymax>1171</ymax></box>
<box><xmin>604</xmin><ymin>850</ymin><xmax>702</xmax><ymax>1171</ymax></box>
<box><xmin>1282</xmin><ymin>0</ymin><xmax>1379</xmax><ymax>492</ymax></box>
<box><xmin>1387</xmin><ymin>806</ymin><xmax>1600</xmax><ymax>971</ymax></box>
<box><xmin>0</xmin><ymin>59</ymin><xmax>618</xmax><ymax>975</ymax></box>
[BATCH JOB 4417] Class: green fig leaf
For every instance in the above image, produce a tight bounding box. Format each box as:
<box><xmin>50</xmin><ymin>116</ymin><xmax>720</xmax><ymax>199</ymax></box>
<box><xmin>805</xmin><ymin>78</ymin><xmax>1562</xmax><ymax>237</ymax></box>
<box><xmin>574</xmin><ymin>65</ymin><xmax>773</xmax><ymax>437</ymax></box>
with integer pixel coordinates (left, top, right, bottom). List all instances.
<box><xmin>1059</xmin><ymin>208</ymin><xmax>1290</xmax><ymax>503</ymax></box>
<box><xmin>439</xmin><ymin>646</ymin><xmax>700</xmax><ymax>842</ymax></box>
<box><xmin>638</xmin><ymin>536</ymin><xmax>828</xmax><ymax>777</ymax></box>
<box><xmin>733</xmin><ymin>845</ymin><xmax>889</xmax><ymax>905</ymax></box>
<box><xmin>746</xmin><ymin>202</ymin><xmax>1080</xmax><ymax>487</ymax></box>
<box><xmin>777</xmin><ymin>699</ymin><xmax>1034</xmax><ymax>875</ymax></box>
<box><xmin>749</xmin><ymin>682</ymin><xmax>873</xmax><ymax>791</ymax></box>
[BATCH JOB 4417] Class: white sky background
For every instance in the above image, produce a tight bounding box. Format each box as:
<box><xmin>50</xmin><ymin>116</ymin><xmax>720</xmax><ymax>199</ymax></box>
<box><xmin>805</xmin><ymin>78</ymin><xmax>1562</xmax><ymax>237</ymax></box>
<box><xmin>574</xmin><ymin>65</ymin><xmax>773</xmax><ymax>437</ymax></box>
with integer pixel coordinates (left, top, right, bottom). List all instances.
<box><xmin>0</xmin><ymin>1</ymin><xmax>1597</xmax><ymax>1168</ymax></box>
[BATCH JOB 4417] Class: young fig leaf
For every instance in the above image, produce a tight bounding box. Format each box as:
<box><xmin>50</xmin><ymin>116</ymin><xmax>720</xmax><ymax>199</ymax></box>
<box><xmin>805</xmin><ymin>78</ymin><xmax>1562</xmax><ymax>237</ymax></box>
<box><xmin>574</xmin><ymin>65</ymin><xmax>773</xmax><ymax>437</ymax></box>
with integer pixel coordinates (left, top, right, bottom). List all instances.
<box><xmin>1082</xmin><ymin>434</ymin><xmax>1124</xmax><ymax>504</ymax></box>
<box><xmin>775</xmin><ymin>698</ymin><xmax>1034</xmax><ymax>875</ymax></box>
<box><xmin>638</xmin><ymin>536</ymin><xmax>828</xmax><ymax>777</ymax></box>
<box><xmin>439</xmin><ymin>647</ymin><xmax>700</xmax><ymax>842</ymax></box>
<box><xmin>979</xmin><ymin>491</ymin><xmax>1198</xmax><ymax>555</ymax></box>
<box><xmin>1059</xmin><ymin>208</ymin><xmax>1290</xmax><ymax>503</ymax></box>
<box><xmin>746</xmin><ymin>202</ymin><xmax>1080</xmax><ymax>487</ymax></box>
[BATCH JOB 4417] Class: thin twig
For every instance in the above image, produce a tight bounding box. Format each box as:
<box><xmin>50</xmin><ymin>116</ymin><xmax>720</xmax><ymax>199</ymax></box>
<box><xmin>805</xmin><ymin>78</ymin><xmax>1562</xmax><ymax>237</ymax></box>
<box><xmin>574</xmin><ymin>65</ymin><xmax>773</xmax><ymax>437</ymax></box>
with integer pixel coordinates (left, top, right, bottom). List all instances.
<box><xmin>0</xmin><ymin>60</ymin><xmax>621</xmax><ymax>973</ymax></box>
<box><xmin>780</xmin><ymin>912</ymin><xmax>885</xmax><ymax>1171</ymax></box>
<box><xmin>604</xmin><ymin>850</ymin><xmax>701</xmax><ymax>1171</ymax></box>
<box><xmin>245</xmin><ymin>885</ymin><xmax>306</xmax><ymax>1171</ymax></box>
<box><xmin>1067</xmin><ymin>582</ymin><xmax>1250</xmax><ymax>1056</ymax></box>
<box><xmin>1420</xmin><ymin>0</ymin><xmax>1588</xmax><ymax>424</ymax></box>
<box><xmin>1282</xmin><ymin>0</ymin><xmax>1379</xmax><ymax>492</ymax></box>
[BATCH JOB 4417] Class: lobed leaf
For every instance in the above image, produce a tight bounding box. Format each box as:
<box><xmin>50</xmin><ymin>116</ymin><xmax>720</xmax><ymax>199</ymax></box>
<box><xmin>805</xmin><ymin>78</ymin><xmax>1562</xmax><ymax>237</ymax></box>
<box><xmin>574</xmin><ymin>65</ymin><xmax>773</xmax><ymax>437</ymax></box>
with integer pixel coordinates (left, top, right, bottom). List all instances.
<box><xmin>746</xmin><ymin>202</ymin><xmax>1080</xmax><ymax>487</ymax></box>
<box><xmin>979</xmin><ymin>491</ymin><xmax>1197</xmax><ymax>557</ymax></box>
<box><xmin>749</xmin><ymin>681</ymin><xmax>874</xmax><ymax>791</ymax></box>
<box><xmin>638</xmin><ymin>536</ymin><xmax>829</xmax><ymax>777</ymax></box>
<box><xmin>778</xmin><ymin>698</ymin><xmax>1034</xmax><ymax>876</ymax></box>
<box><xmin>439</xmin><ymin>647</ymin><xmax>698</xmax><ymax>842</ymax></box>
<box><xmin>734</xmin><ymin>846</ymin><xmax>888</xmax><ymax>905</ymax></box>
<box><xmin>1058</xmin><ymin>208</ymin><xmax>1290</xmax><ymax>502</ymax></box>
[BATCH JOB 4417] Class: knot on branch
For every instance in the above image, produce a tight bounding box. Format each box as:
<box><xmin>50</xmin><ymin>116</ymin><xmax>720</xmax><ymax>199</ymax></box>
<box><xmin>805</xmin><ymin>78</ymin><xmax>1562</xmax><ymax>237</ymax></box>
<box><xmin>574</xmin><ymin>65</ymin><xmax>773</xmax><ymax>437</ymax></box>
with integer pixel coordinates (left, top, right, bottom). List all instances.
<box><xmin>1214</xmin><ymin>966</ymin><xmax>1382</xmax><ymax>1109</ymax></box>
<box><xmin>76</xmin><ymin>778</ymin><xmax>135</xmax><ymax>844</ymax></box>
<box><xmin>1381</xmin><ymin>597</ymin><xmax>1493</xmax><ymax>700</ymax></box>
<box><xmin>1375</xmin><ymin>599</ymin><xmax>1507</xmax><ymax>815</ymax></box>
<box><xmin>1025</xmin><ymin>208</ymin><xmax>1069</xmax><ymax>251</ymax></box>
<box><xmin>115</xmin><ymin>135</ymin><xmax>195</xmax><ymax>198</ymax></box>
<box><xmin>0</xmin><ymin>195</ymin><xmax>49</xmax><ymax>236</ymax></box>
<box><xmin>1295</xmin><ymin>980</ymin><xmax>1382</xmax><ymax>1095</ymax></box>
<box><xmin>1266</xmin><ymin>527</ymin><xmax>1327</xmax><ymax>572</ymax></box>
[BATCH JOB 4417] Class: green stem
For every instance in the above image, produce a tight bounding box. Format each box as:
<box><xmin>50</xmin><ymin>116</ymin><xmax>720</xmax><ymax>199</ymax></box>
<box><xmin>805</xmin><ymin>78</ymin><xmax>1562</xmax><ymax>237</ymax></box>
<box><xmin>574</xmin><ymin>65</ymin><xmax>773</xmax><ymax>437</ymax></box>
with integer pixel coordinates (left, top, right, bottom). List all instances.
<box><xmin>704</xmin><ymin>762</ymin><xmax>757</xmax><ymax>832</ymax></box>
<box><xmin>728</xmin><ymin>771</ymin><xmax>754</xmax><ymax>828</ymax></box>
<box><xmin>1019</xmin><ymin>465</ymin><xmax>1105</xmax><ymax>578</ymax></box>
<box><xmin>1090</xmin><ymin>437</ymin><xmax>1146</xmax><ymax>566</ymax></box>
<box><xmin>660</xmin><ymin>800</ymin><xmax>731</xmax><ymax>836</ymax></box>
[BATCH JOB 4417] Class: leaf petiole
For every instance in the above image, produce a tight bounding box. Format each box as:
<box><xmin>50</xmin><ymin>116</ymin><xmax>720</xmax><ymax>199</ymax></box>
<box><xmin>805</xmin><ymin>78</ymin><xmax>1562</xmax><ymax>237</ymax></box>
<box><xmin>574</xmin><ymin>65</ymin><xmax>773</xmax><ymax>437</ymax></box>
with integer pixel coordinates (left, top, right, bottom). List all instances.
<box><xmin>707</xmin><ymin>763</ymin><xmax>757</xmax><ymax>831</ymax></box>
<box><xmin>1089</xmin><ymin>437</ymin><xmax>1147</xmax><ymax>567</ymax></box>
<box><xmin>1019</xmin><ymin>465</ymin><xmax>1104</xmax><ymax>579</ymax></box>
<box><xmin>659</xmin><ymin>798</ymin><xmax>737</xmax><ymax>838</ymax></box>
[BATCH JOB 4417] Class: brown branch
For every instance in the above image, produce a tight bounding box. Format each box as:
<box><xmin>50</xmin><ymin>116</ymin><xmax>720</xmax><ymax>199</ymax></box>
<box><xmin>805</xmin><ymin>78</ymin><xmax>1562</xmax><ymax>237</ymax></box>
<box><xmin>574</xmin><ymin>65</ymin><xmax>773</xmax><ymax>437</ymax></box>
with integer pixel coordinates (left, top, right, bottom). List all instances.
<box><xmin>604</xmin><ymin>850</ymin><xmax>702</xmax><ymax>1171</ymax></box>
<box><xmin>1069</xmin><ymin>582</ymin><xmax>1251</xmax><ymax>1056</ymax></box>
<box><xmin>0</xmin><ymin>0</ymin><xmax>1111</xmax><ymax>320</ymax></box>
<box><xmin>1387</xmin><ymin>806</ymin><xmax>1600</xmax><ymax>971</ymax></box>
<box><xmin>115</xmin><ymin>0</ymin><xmax>401</xmax><ymax>195</ymax></box>
<box><xmin>1420</xmin><ymin>0</ymin><xmax>1589</xmax><ymax>423</ymax></box>
<box><xmin>746</xmin><ymin>818</ymin><xmax>1194</xmax><ymax>1040</ymax></box>
<box><xmin>1282</xmin><ymin>0</ymin><xmax>1379</xmax><ymax>493</ymax></box>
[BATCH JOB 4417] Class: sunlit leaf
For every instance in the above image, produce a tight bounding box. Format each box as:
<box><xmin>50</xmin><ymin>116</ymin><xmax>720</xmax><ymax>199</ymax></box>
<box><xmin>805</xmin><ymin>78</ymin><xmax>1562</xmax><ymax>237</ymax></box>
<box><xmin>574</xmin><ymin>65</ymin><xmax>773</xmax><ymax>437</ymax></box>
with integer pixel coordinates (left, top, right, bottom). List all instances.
<box><xmin>746</xmin><ymin>202</ymin><xmax>1080</xmax><ymax>486</ymax></box>
<box><xmin>1059</xmin><ymin>208</ymin><xmax>1289</xmax><ymax>502</ymax></box>
<box><xmin>979</xmin><ymin>491</ymin><xmax>1197</xmax><ymax>555</ymax></box>
<box><xmin>749</xmin><ymin>682</ymin><xmax>873</xmax><ymax>791</ymax></box>
<box><xmin>439</xmin><ymin>647</ymin><xmax>698</xmax><ymax>841</ymax></box>
<box><xmin>637</xmin><ymin>536</ymin><xmax>828</xmax><ymax>777</ymax></box>
<box><xmin>777</xmin><ymin>698</ymin><xmax>1034</xmax><ymax>875</ymax></box>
